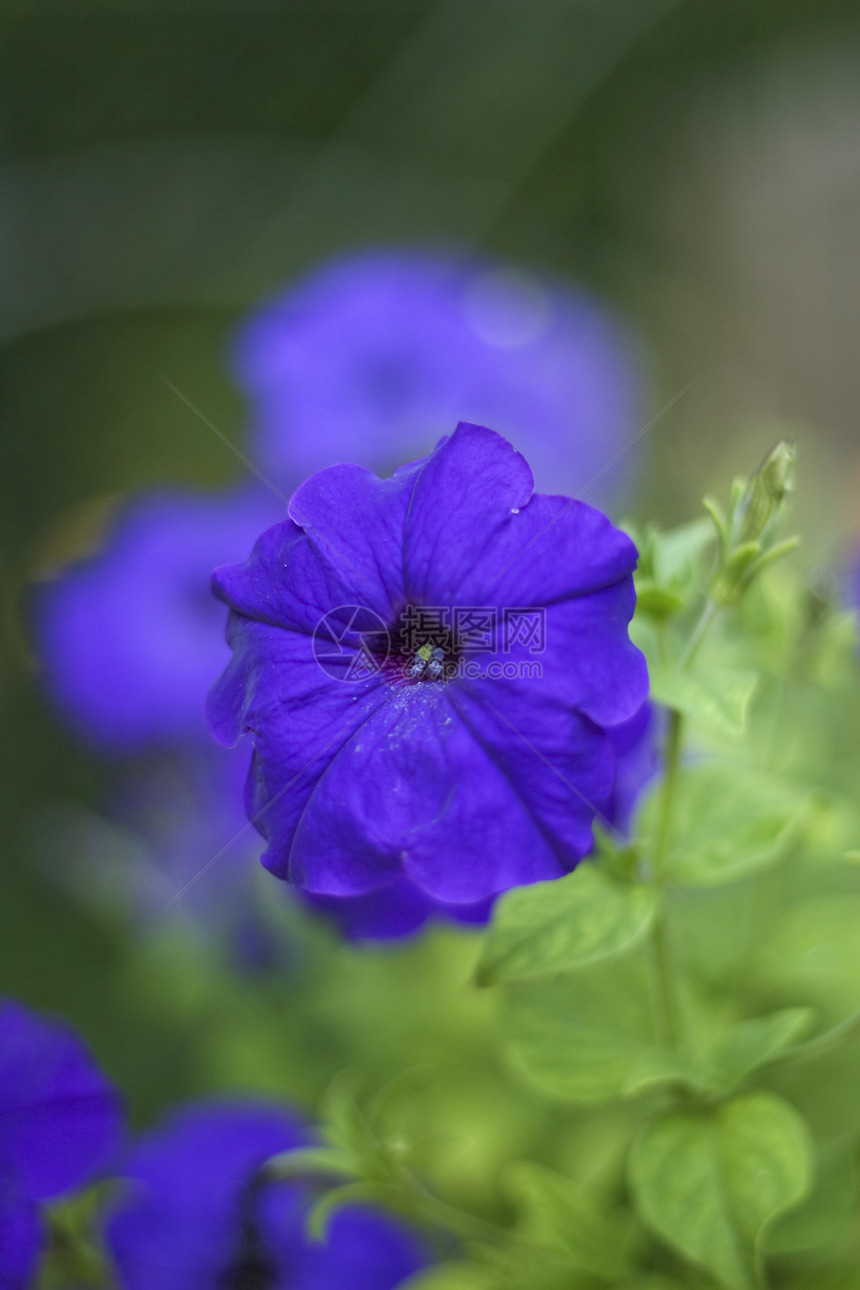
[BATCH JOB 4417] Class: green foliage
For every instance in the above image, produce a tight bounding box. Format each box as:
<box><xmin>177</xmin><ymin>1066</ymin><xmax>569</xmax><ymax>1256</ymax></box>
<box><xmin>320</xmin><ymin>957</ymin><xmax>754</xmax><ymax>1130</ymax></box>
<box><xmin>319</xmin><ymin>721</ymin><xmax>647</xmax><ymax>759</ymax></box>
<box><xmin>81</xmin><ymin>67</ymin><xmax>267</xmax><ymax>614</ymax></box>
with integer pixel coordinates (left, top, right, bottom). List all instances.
<box><xmin>647</xmin><ymin>666</ymin><xmax>758</xmax><ymax>738</ymax></box>
<box><xmin>629</xmin><ymin>1093</ymin><xmax>812</xmax><ymax>1290</ymax></box>
<box><xmin>630</xmin><ymin>517</ymin><xmax>715</xmax><ymax>621</ymax></box>
<box><xmin>636</xmin><ymin>760</ymin><xmax>806</xmax><ymax>887</ymax></box>
<box><xmin>502</xmin><ymin>952</ymin><xmax>682</xmax><ymax>1103</ymax></box>
<box><xmin>505</xmin><ymin>1161</ymin><xmax>635</xmax><ymax>1278</ymax></box>
<box><xmin>25</xmin><ymin>448</ymin><xmax>860</xmax><ymax>1290</ymax></box>
<box><xmin>475</xmin><ymin>864</ymin><xmax>656</xmax><ymax>986</ymax></box>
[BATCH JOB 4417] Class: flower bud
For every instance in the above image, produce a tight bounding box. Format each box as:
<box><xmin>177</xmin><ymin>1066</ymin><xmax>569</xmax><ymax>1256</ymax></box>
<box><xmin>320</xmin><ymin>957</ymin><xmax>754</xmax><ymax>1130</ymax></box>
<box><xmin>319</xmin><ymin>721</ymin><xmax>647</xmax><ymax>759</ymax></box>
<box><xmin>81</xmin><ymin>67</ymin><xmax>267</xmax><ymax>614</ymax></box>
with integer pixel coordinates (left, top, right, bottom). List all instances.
<box><xmin>738</xmin><ymin>440</ymin><xmax>796</xmax><ymax>544</ymax></box>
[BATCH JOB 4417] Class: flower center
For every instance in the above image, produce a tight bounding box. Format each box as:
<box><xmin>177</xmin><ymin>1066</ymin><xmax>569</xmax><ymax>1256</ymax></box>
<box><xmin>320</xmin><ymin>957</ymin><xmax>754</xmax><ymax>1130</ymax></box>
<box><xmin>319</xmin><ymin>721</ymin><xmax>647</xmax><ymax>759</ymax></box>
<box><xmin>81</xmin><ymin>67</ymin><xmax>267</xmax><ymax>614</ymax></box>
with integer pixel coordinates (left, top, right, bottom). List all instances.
<box><xmin>219</xmin><ymin>1178</ymin><xmax>279</xmax><ymax>1290</ymax></box>
<box><xmin>219</xmin><ymin>1246</ymin><xmax>278</xmax><ymax>1290</ymax></box>
<box><xmin>387</xmin><ymin>604</ymin><xmax>461</xmax><ymax>684</ymax></box>
<box><xmin>409</xmin><ymin>642</ymin><xmax>446</xmax><ymax>680</ymax></box>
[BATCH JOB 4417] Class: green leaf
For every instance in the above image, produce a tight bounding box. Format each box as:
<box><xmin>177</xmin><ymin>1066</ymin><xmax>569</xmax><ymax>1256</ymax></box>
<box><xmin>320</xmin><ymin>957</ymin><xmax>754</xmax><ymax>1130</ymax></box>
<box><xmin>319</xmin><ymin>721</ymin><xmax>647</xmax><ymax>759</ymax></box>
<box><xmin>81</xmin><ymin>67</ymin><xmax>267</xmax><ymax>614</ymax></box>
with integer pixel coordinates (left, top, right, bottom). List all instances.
<box><xmin>755</xmin><ymin>894</ymin><xmax>860</xmax><ymax>1023</ymax></box>
<box><xmin>307</xmin><ymin>1181</ymin><xmax>393</xmax><ymax>1240</ymax></box>
<box><xmin>636</xmin><ymin>762</ymin><xmax>804</xmax><ymax>887</ymax></box>
<box><xmin>648</xmin><ymin>669</ymin><xmax>758</xmax><ymax>738</ymax></box>
<box><xmin>629</xmin><ymin>1092</ymin><xmax>813</xmax><ymax>1290</ymax></box>
<box><xmin>632</xmin><ymin>518</ymin><xmax>715</xmax><ymax>620</ymax></box>
<box><xmin>651</xmin><ymin>517</ymin><xmax>716</xmax><ymax>585</ymax></box>
<box><xmin>700</xmin><ymin>1008</ymin><xmax>812</xmax><ymax>1093</ymax></box>
<box><xmin>506</xmin><ymin>1161</ymin><xmax>634</xmax><ymax>1279</ymax></box>
<box><xmin>767</xmin><ymin>1138</ymin><xmax>856</xmax><ymax>1255</ymax></box>
<box><xmin>263</xmin><ymin>1146</ymin><xmax>355</xmax><ymax>1182</ymax></box>
<box><xmin>475</xmin><ymin>866</ymin><xmax>656</xmax><ymax>987</ymax></box>
<box><xmin>634</xmin><ymin>580</ymin><xmax>685</xmax><ymax>617</ymax></box>
<box><xmin>616</xmin><ymin>1280</ymin><xmax>688</xmax><ymax>1290</ymax></box>
<box><xmin>504</xmin><ymin>954</ymin><xmax>687</xmax><ymax>1103</ymax></box>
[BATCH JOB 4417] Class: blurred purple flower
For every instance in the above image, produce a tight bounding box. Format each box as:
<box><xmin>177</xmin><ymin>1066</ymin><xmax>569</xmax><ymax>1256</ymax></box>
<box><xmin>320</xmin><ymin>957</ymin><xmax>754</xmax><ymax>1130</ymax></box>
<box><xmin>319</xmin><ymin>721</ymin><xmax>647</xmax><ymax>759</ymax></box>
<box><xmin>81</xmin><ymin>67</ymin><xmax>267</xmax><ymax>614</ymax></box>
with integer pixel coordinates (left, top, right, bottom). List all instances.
<box><xmin>105</xmin><ymin>1101</ymin><xmax>430</xmax><ymax>1290</ymax></box>
<box><xmin>209</xmin><ymin>422</ymin><xmax>648</xmax><ymax>904</ymax></box>
<box><xmin>232</xmin><ymin>248</ymin><xmax>644</xmax><ymax>500</ymax></box>
<box><xmin>34</xmin><ymin>485</ymin><xmax>283</xmax><ymax>752</ymax></box>
<box><xmin>0</xmin><ymin>1000</ymin><xmax>122</xmax><ymax>1289</ymax></box>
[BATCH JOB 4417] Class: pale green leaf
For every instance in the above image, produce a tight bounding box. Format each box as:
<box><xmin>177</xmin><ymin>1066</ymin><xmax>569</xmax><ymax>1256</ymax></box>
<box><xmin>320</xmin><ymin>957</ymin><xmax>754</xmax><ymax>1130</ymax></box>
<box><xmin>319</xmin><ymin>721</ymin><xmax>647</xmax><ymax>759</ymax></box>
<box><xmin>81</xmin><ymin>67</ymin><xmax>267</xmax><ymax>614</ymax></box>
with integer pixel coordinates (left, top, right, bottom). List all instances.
<box><xmin>629</xmin><ymin>1092</ymin><xmax>812</xmax><ymax>1290</ymax></box>
<box><xmin>649</xmin><ymin>668</ymin><xmax>758</xmax><ymax>738</ymax></box>
<box><xmin>506</xmin><ymin>1161</ymin><xmax>633</xmax><ymax>1278</ymax></box>
<box><xmin>637</xmin><ymin>762</ymin><xmax>804</xmax><ymax>887</ymax></box>
<box><xmin>476</xmin><ymin>866</ymin><xmax>656</xmax><ymax>987</ymax></box>
<box><xmin>651</xmin><ymin>517</ymin><xmax>716</xmax><ymax>584</ymax></box>
<box><xmin>767</xmin><ymin>1138</ymin><xmax>856</xmax><ymax>1255</ymax></box>
<box><xmin>504</xmin><ymin>954</ymin><xmax>688</xmax><ymax>1103</ymax></box>
<box><xmin>755</xmin><ymin>894</ymin><xmax>860</xmax><ymax>1023</ymax></box>
<box><xmin>701</xmin><ymin>1008</ymin><xmax>812</xmax><ymax>1092</ymax></box>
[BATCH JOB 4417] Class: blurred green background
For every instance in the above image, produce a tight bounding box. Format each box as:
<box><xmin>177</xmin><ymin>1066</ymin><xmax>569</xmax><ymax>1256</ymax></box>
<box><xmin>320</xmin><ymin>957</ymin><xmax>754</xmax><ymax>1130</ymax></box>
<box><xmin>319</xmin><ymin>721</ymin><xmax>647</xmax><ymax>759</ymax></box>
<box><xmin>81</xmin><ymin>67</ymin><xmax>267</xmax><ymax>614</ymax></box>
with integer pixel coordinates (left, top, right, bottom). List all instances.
<box><xmin>3</xmin><ymin>0</ymin><xmax>860</xmax><ymax>1125</ymax></box>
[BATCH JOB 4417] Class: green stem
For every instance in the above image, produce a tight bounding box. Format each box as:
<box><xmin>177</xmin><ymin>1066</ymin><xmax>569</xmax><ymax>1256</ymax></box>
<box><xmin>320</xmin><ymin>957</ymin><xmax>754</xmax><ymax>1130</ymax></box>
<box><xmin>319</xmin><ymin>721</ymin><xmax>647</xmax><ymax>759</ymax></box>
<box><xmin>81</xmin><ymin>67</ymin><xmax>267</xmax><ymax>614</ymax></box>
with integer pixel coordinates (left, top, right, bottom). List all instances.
<box><xmin>400</xmin><ymin>1170</ymin><xmax>508</xmax><ymax>1245</ymax></box>
<box><xmin>679</xmin><ymin>596</ymin><xmax>718</xmax><ymax>671</ymax></box>
<box><xmin>650</xmin><ymin>707</ymin><xmax>684</xmax><ymax>1048</ymax></box>
<box><xmin>654</xmin><ymin>708</ymin><xmax>683</xmax><ymax>865</ymax></box>
<box><xmin>650</xmin><ymin>911</ymin><xmax>680</xmax><ymax>1049</ymax></box>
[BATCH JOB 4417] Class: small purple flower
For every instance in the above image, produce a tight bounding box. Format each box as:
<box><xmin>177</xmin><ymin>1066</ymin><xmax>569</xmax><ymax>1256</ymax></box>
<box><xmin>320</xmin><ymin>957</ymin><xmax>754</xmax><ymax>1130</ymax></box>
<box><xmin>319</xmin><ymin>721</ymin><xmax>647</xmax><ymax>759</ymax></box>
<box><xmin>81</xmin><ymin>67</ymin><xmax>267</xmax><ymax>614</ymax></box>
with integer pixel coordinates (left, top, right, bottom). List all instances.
<box><xmin>34</xmin><ymin>485</ymin><xmax>283</xmax><ymax>751</ymax></box>
<box><xmin>233</xmin><ymin>249</ymin><xmax>644</xmax><ymax>500</ymax></box>
<box><xmin>0</xmin><ymin>1000</ymin><xmax>123</xmax><ymax>1289</ymax></box>
<box><xmin>105</xmin><ymin>1101</ymin><xmax>430</xmax><ymax>1290</ymax></box>
<box><xmin>209</xmin><ymin>422</ymin><xmax>648</xmax><ymax>904</ymax></box>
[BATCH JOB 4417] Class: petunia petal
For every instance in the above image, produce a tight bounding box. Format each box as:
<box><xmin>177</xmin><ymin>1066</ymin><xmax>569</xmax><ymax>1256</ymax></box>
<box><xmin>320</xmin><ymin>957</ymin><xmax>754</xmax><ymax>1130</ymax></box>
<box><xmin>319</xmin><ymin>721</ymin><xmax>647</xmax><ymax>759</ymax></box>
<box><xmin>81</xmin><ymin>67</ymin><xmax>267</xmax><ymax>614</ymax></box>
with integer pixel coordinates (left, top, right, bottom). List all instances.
<box><xmin>286</xmin><ymin>685</ymin><xmax>587</xmax><ymax>902</ymax></box>
<box><xmin>404</xmin><ymin>425</ymin><xmax>639</xmax><ymax>607</ymax></box>
<box><xmin>403</xmin><ymin>422</ymin><xmax>534</xmax><ymax>606</ymax></box>
<box><xmin>0</xmin><ymin>1002</ymin><xmax>122</xmax><ymax>1203</ymax></box>
<box><xmin>0</xmin><ymin>1182</ymin><xmax>42</xmax><ymax>1290</ymax></box>
<box><xmin>477</xmin><ymin>578</ymin><xmax>648</xmax><ymax>728</ymax></box>
<box><xmin>105</xmin><ymin>1101</ymin><xmax>307</xmax><ymax>1290</ymax></box>
<box><xmin>284</xmin><ymin>1205</ymin><xmax>431</xmax><ymax>1290</ymax></box>
<box><xmin>106</xmin><ymin>1100</ymin><xmax>430</xmax><ymax>1290</ymax></box>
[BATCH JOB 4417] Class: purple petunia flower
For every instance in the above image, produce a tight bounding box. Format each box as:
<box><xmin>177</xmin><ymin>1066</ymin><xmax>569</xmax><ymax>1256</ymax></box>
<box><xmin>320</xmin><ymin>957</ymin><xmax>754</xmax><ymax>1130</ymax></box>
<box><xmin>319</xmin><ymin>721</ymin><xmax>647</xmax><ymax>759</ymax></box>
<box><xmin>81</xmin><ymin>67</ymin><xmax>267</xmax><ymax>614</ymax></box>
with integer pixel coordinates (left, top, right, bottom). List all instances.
<box><xmin>603</xmin><ymin>700</ymin><xmax>660</xmax><ymax>838</ymax></box>
<box><xmin>34</xmin><ymin>485</ymin><xmax>284</xmax><ymax>752</ymax></box>
<box><xmin>0</xmin><ymin>1000</ymin><xmax>123</xmax><ymax>1289</ymax></box>
<box><xmin>233</xmin><ymin>249</ymin><xmax>644</xmax><ymax>501</ymax></box>
<box><xmin>301</xmin><ymin>879</ymin><xmax>495</xmax><ymax>942</ymax></box>
<box><xmin>208</xmin><ymin>422</ymin><xmax>648</xmax><ymax>905</ymax></box>
<box><xmin>105</xmin><ymin>1101</ymin><xmax>430</xmax><ymax>1290</ymax></box>
<box><xmin>302</xmin><ymin>703</ymin><xmax>656</xmax><ymax>941</ymax></box>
